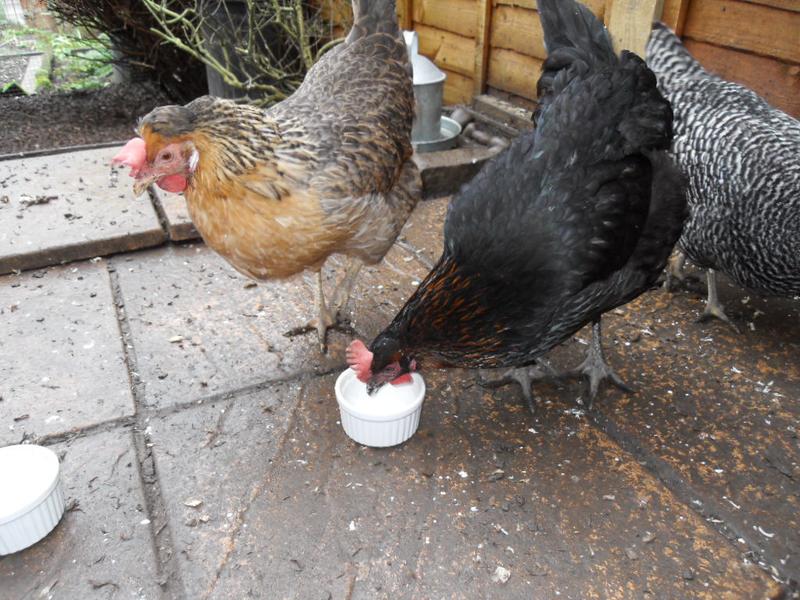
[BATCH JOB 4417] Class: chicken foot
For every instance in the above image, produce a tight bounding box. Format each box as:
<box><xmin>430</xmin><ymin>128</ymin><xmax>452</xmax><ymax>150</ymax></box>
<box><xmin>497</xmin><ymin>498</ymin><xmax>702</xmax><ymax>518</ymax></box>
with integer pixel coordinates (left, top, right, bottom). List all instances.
<box><xmin>662</xmin><ymin>250</ymin><xmax>686</xmax><ymax>292</ymax></box>
<box><xmin>562</xmin><ymin>320</ymin><xmax>633</xmax><ymax>407</ymax></box>
<box><xmin>696</xmin><ymin>269</ymin><xmax>740</xmax><ymax>333</ymax></box>
<box><xmin>284</xmin><ymin>259</ymin><xmax>362</xmax><ymax>352</ymax></box>
<box><xmin>478</xmin><ymin>359</ymin><xmax>559</xmax><ymax>415</ymax></box>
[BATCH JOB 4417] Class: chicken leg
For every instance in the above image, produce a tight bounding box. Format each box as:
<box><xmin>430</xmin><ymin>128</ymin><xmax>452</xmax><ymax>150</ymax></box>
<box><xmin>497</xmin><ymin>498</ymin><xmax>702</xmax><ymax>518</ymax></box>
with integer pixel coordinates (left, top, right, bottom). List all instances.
<box><xmin>562</xmin><ymin>320</ymin><xmax>633</xmax><ymax>408</ymax></box>
<box><xmin>663</xmin><ymin>250</ymin><xmax>686</xmax><ymax>292</ymax></box>
<box><xmin>697</xmin><ymin>269</ymin><xmax>740</xmax><ymax>333</ymax></box>
<box><xmin>478</xmin><ymin>359</ymin><xmax>559</xmax><ymax>415</ymax></box>
<box><xmin>285</xmin><ymin>258</ymin><xmax>362</xmax><ymax>352</ymax></box>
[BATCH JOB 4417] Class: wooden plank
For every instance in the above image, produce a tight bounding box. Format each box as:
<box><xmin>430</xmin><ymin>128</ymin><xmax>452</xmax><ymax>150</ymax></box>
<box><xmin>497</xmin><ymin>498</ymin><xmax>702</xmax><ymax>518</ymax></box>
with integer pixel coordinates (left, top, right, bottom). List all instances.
<box><xmin>490</xmin><ymin>5</ymin><xmax>546</xmax><ymax>59</ymax></box>
<box><xmin>738</xmin><ymin>0</ymin><xmax>800</xmax><ymax>12</ymax></box>
<box><xmin>660</xmin><ymin>0</ymin><xmax>691</xmax><ymax>35</ymax></box>
<box><xmin>495</xmin><ymin>0</ymin><xmax>607</xmax><ymax>19</ymax></box>
<box><xmin>607</xmin><ymin>0</ymin><xmax>665</xmax><ymax>56</ymax></box>
<box><xmin>487</xmin><ymin>47</ymin><xmax>543</xmax><ymax>99</ymax></box>
<box><xmin>685</xmin><ymin>39</ymin><xmax>800</xmax><ymax>118</ymax></box>
<box><xmin>473</xmin><ymin>0</ymin><xmax>493</xmax><ymax>94</ymax></box>
<box><xmin>415</xmin><ymin>23</ymin><xmax>477</xmax><ymax>78</ymax></box>
<box><xmin>412</xmin><ymin>0</ymin><xmax>476</xmax><ymax>37</ymax></box>
<box><xmin>398</xmin><ymin>0</ymin><xmax>413</xmax><ymax>31</ymax></box>
<box><xmin>684</xmin><ymin>0</ymin><xmax>800</xmax><ymax>63</ymax></box>
<box><xmin>442</xmin><ymin>69</ymin><xmax>475</xmax><ymax>105</ymax></box>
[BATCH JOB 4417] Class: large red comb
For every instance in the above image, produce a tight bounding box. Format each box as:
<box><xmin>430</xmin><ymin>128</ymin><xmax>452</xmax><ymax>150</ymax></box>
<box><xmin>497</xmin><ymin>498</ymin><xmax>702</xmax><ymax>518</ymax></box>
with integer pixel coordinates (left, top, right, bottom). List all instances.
<box><xmin>112</xmin><ymin>137</ymin><xmax>147</xmax><ymax>177</ymax></box>
<box><xmin>346</xmin><ymin>339</ymin><xmax>373</xmax><ymax>383</ymax></box>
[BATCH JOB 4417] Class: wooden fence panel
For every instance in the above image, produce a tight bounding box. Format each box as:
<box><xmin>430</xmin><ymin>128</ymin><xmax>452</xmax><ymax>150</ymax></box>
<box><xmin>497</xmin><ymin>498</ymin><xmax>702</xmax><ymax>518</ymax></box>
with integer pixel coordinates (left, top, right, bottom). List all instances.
<box><xmin>685</xmin><ymin>40</ymin><xmax>800</xmax><ymax>117</ymax></box>
<box><xmin>683</xmin><ymin>0</ymin><xmax>800</xmax><ymax>63</ymax></box>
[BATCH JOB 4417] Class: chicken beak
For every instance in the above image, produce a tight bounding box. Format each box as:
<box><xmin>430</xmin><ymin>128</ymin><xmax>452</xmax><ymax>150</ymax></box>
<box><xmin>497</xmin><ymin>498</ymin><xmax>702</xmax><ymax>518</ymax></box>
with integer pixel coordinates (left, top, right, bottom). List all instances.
<box><xmin>133</xmin><ymin>174</ymin><xmax>157</xmax><ymax>197</ymax></box>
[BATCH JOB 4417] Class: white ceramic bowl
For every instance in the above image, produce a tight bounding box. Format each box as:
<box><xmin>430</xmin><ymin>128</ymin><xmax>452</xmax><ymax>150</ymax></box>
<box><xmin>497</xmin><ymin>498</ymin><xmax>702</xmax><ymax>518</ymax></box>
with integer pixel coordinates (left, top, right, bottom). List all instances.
<box><xmin>0</xmin><ymin>444</ymin><xmax>65</xmax><ymax>555</ymax></box>
<box><xmin>335</xmin><ymin>368</ymin><xmax>426</xmax><ymax>447</ymax></box>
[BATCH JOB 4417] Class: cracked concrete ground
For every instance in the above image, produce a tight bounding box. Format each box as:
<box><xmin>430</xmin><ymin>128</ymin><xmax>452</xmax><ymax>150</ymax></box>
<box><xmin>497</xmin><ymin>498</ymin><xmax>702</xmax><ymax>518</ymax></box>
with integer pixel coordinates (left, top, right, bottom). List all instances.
<box><xmin>0</xmin><ymin>150</ymin><xmax>797</xmax><ymax>599</ymax></box>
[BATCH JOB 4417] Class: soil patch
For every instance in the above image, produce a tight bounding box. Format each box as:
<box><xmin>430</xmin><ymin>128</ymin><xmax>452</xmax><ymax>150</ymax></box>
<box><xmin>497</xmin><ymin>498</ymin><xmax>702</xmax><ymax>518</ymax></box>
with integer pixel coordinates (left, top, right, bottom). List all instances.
<box><xmin>0</xmin><ymin>82</ymin><xmax>171</xmax><ymax>155</ymax></box>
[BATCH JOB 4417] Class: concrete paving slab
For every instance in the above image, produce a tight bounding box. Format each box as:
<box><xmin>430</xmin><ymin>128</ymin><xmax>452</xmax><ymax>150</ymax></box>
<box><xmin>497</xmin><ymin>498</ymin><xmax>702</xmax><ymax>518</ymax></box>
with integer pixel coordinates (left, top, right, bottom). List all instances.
<box><xmin>0</xmin><ymin>430</ymin><xmax>163</xmax><ymax>599</ymax></box>
<box><xmin>586</xmin><ymin>271</ymin><xmax>800</xmax><ymax>583</ymax></box>
<box><xmin>0</xmin><ymin>261</ymin><xmax>134</xmax><ymax>445</ymax></box>
<box><xmin>147</xmin><ymin>383</ymin><xmax>301</xmax><ymax>599</ymax></box>
<box><xmin>152</xmin><ymin>370</ymin><xmax>777</xmax><ymax>599</ymax></box>
<box><xmin>112</xmin><ymin>244</ymin><xmax>326</xmax><ymax>410</ymax></box>
<box><xmin>112</xmin><ymin>241</ymin><xmax>429</xmax><ymax>410</ymax></box>
<box><xmin>397</xmin><ymin>195</ymin><xmax>448</xmax><ymax>265</ymax></box>
<box><xmin>151</xmin><ymin>188</ymin><xmax>199</xmax><ymax>242</ymax></box>
<box><xmin>0</xmin><ymin>147</ymin><xmax>165</xmax><ymax>274</ymax></box>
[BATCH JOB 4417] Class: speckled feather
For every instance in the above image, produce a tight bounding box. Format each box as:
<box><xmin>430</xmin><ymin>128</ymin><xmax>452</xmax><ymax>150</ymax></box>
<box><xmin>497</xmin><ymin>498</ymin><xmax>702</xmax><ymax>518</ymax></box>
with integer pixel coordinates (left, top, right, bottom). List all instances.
<box><xmin>138</xmin><ymin>0</ymin><xmax>419</xmax><ymax>280</ymax></box>
<box><xmin>647</xmin><ymin>23</ymin><xmax>800</xmax><ymax>296</ymax></box>
<box><xmin>370</xmin><ymin>0</ymin><xmax>686</xmax><ymax>371</ymax></box>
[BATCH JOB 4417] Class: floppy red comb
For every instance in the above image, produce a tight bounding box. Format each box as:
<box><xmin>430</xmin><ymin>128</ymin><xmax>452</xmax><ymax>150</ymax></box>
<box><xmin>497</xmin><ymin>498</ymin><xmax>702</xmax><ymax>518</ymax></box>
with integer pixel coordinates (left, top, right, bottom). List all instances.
<box><xmin>112</xmin><ymin>137</ymin><xmax>147</xmax><ymax>177</ymax></box>
<box><xmin>346</xmin><ymin>339</ymin><xmax>373</xmax><ymax>383</ymax></box>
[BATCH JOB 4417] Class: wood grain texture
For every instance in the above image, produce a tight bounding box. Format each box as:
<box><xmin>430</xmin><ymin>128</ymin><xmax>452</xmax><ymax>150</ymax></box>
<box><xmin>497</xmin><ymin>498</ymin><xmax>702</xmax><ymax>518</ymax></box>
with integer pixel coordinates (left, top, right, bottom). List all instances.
<box><xmin>490</xmin><ymin>5</ymin><xmax>547</xmax><ymax>59</ymax></box>
<box><xmin>495</xmin><ymin>0</ymin><xmax>607</xmax><ymax>18</ymax></box>
<box><xmin>473</xmin><ymin>0</ymin><xmax>494</xmax><ymax>94</ymax></box>
<box><xmin>686</xmin><ymin>39</ymin><xmax>800</xmax><ymax>118</ymax></box>
<box><xmin>660</xmin><ymin>0</ymin><xmax>691</xmax><ymax>34</ymax></box>
<box><xmin>398</xmin><ymin>0</ymin><xmax>413</xmax><ymax>31</ymax></box>
<box><xmin>737</xmin><ymin>0</ymin><xmax>800</xmax><ymax>12</ymax></box>
<box><xmin>683</xmin><ymin>0</ymin><xmax>800</xmax><ymax>63</ymax></box>
<box><xmin>487</xmin><ymin>47</ymin><xmax>543</xmax><ymax>99</ymax></box>
<box><xmin>442</xmin><ymin>68</ymin><xmax>475</xmax><ymax>104</ymax></box>
<box><xmin>413</xmin><ymin>0</ymin><xmax>477</xmax><ymax>37</ymax></box>
<box><xmin>415</xmin><ymin>23</ymin><xmax>477</xmax><ymax>78</ymax></box>
<box><xmin>607</xmin><ymin>0</ymin><xmax>665</xmax><ymax>56</ymax></box>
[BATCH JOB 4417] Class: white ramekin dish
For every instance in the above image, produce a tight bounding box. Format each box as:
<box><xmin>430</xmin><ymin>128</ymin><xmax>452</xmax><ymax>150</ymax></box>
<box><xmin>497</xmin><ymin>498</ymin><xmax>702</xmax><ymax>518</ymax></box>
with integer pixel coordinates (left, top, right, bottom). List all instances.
<box><xmin>0</xmin><ymin>444</ymin><xmax>66</xmax><ymax>555</ymax></box>
<box><xmin>335</xmin><ymin>368</ymin><xmax>426</xmax><ymax>447</ymax></box>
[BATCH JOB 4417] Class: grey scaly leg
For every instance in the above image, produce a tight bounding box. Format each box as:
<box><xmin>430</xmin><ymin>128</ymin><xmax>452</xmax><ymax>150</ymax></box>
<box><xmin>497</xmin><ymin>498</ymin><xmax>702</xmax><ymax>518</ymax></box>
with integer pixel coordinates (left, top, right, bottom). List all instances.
<box><xmin>697</xmin><ymin>269</ymin><xmax>740</xmax><ymax>333</ymax></box>
<box><xmin>479</xmin><ymin>359</ymin><xmax>559</xmax><ymax>414</ymax></box>
<box><xmin>563</xmin><ymin>320</ymin><xmax>633</xmax><ymax>408</ymax></box>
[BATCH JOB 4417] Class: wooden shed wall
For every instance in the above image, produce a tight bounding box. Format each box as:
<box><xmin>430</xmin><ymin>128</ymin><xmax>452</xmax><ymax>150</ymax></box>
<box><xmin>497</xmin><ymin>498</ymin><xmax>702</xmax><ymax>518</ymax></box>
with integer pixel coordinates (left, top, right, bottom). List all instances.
<box><xmin>408</xmin><ymin>0</ymin><xmax>800</xmax><ymax>117</ymax></box>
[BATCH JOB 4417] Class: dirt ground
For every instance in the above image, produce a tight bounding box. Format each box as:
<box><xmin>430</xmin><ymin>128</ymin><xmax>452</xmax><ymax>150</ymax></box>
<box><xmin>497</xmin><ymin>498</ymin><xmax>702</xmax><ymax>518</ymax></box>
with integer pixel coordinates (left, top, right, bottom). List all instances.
<box><xmin>0</xmin><ymin>82</ymin><xmax>171</xmax><ymax>155</ymax></box>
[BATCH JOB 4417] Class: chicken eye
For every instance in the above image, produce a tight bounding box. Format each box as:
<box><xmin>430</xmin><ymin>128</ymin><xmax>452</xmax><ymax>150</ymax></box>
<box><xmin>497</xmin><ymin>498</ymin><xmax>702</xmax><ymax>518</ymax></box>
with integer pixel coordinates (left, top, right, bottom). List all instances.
<box><xmin>159</xmin><ymin>151</ymin><xmax>173</xmax><ymax>162</ymax></box>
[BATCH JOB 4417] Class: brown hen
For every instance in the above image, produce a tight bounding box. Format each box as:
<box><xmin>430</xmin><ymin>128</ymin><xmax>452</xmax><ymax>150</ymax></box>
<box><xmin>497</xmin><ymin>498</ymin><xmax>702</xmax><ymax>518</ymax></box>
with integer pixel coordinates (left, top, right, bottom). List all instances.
<box><xmin>113</xmin><ymin>0</ymin><xmax>420</xmax><ymax>351</ymax></box>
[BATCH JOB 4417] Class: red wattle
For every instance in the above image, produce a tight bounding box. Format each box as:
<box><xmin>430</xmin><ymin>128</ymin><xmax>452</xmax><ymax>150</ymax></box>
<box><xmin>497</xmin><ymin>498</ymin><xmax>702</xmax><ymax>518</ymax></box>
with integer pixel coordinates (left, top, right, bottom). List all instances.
<box><xmin>390</xmin><ymin>373</ymin><xmax>413</xmax><ymax>386</ymax></box>
<box><xmin>158</xmin><ymin>175</ymin><xmax>188</xmax><ymax>193</ymax></box>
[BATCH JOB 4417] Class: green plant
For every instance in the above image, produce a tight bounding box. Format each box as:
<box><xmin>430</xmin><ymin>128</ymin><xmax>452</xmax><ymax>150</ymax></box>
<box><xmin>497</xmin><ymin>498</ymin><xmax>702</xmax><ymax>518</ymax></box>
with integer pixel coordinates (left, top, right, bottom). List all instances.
<box><xmin>49</xmin><ymin>31</ymin><xmax>114</xmax><ymax>91</ymax></box>
<box><xmin>45</xmin><ymin>0</ymin><xmax>207</xmax><ymax>102</ymax></box>
<box><xmin>0</xmin><ymin>26</ymin><xmax>115</xmax><ymax>92</ymax></box>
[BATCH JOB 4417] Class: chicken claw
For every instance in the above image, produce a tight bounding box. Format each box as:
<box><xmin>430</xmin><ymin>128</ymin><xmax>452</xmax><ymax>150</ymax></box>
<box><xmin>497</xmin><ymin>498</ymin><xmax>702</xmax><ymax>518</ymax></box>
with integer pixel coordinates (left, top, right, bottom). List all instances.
<box><xmin>561</xmin><ymin>320</ymin><xmax>633</xmax><ymax>408</ymax></box>
<box><xmin>478</xmin><ymin>359</ymin><xmax>558</xmax><ymax>415</ymax></box>
<box><xmin>284</xmin><ymin>267</ymin><xmax>357</xmax><ymax>352</ymax></box>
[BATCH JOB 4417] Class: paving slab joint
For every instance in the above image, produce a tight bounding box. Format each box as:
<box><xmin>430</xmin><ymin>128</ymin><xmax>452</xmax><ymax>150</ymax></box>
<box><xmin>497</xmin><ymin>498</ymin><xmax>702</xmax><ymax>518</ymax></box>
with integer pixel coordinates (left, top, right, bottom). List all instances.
<box><xmin>146</xmin><ymin>186</ymin><xmax>173</xmax><ymax>240</ymax></box>
<box><xmin>108</xmin><ymin>263</ymin><xmax>187</xmax><ymax>599</ymax></box>
<box><xmin>589</xmin><ymin>408</ymin><xmax>797</xmax><ymax>594</ymax></box>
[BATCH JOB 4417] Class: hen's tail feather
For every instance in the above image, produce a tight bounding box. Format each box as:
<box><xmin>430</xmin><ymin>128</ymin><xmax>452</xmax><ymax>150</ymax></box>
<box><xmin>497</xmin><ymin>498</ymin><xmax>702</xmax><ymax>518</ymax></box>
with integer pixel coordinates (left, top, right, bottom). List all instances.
<box><xmin>348</xmin><ymin>0</ymin><xmax>399</xmax><ymax>42</ymax></box>
<box><xmin>534</xmin><ymin>0</ymin><xmax>615</xmax><ymax>121</ymax></box>
<box><xmin>645</xmin><ymin>22</ymin><xmax>705</xmax><ymax>82</ymax></box>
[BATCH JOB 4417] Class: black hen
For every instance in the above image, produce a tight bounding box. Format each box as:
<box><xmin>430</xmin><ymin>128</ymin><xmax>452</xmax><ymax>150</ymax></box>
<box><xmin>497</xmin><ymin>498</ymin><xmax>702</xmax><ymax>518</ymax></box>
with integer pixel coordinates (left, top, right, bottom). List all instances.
<box><xmin>349</xmin><ymin>0</ymin><xmax>686</xmax><ymax>411</ymax></box>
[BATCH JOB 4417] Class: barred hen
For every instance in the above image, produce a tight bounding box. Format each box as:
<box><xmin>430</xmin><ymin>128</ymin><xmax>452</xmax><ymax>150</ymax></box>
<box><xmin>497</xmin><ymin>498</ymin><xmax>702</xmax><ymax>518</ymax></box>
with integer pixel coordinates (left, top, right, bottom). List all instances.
<box><xmin>113</xmin><ymin>0</ymin><xmax>419</xmax><ymax>351</ymax></box>
<box><xmin>647</xmin><ymin>24</ymin><xmax>800</xmax><ymax>328</ymax></box>
<box><xmin>347</xmin><ymin>0</ymin><xmax>686</xmax><ymax>411</ymax></box>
